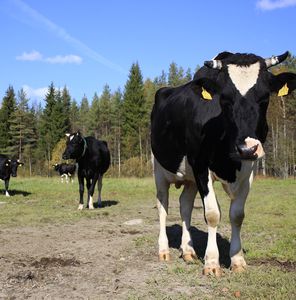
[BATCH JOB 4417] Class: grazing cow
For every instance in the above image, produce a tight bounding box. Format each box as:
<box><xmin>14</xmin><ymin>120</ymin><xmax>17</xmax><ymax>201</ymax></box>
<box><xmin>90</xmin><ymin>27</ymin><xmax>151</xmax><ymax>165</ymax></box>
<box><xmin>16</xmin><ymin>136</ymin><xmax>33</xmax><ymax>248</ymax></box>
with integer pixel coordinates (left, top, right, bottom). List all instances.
<box><xmin>0</xmin><ymin>155</ymin><xmax>23</xmax><ymax>196</ymax></box>
<box><xmin>151</xmin><ymin>51</ymin><xmax>296</xmax><ymax>275</ymax></box>
<box><xmin>53</xmin><ymin>163</ymin><xmax>76</xmax><ymax>183</ymax></box>
<box><xmin>62</xmin><ymin>132</ymin><xmax>110</xmax><ymax>210</ymax></box>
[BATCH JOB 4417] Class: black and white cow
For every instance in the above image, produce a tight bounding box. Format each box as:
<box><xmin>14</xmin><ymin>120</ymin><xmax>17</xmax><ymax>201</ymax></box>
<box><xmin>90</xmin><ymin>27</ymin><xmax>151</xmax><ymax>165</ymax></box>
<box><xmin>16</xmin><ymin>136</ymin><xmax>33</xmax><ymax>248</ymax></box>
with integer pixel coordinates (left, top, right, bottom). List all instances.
<box><xmin>62</xmin><ymin>132</ymin><xmax>110</xmax><ymax>210</ymax></box>
<box><xmin>53</xmin><ymin>163</ymin><xmax>76</xmax><ymax>183</ymax></box>
<box><xmin>151</xmin><ymin>51</ymin><xmax>296</xmax><ymax>275</ymax></box>
<box><xmin>0</xmin><ymin>155</ymin><xmax>23</xmax><ymax>196</ymax></box>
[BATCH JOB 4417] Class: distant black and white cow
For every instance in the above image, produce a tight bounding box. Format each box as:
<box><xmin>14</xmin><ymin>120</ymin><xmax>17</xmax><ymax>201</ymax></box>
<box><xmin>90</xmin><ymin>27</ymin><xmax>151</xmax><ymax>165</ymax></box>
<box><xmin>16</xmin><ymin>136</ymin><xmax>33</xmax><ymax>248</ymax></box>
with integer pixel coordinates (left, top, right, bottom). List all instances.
<box><xmin>62</xmin><ymin>132</ymin><xmax>110</xmax><ymax>210</ymax></box>
<box><xmin>151</xmin><ymin>51</ymin><xmax>296</xmax><ymax>275</ymax></box>
<box><xmin>0</xmin><ymin>155</ymin><xmax>23</xmax><ymax>196</ymax></box>
<box><xmin>53</xmin><ymin>163</ymin><xmax>76</xmax><ymax>183</ymax></box>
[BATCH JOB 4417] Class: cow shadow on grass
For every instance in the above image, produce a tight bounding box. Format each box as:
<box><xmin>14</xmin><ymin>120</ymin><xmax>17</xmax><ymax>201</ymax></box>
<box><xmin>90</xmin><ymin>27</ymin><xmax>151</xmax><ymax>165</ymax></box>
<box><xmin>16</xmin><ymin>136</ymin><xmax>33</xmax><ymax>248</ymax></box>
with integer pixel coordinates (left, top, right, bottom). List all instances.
<box><xmin>93</xmin><ymin>200</ymin><xmax>119</xmax><ymax>208</ymax></box>
<box><xmin>0</xmin><ymin>189</ymin><xmax>31</xmax><ymax>197</ymax></box>
<box><xmin>167</xmin><ymin>224</ymin><xmax>231</xmax><ymax>268</ymax></box>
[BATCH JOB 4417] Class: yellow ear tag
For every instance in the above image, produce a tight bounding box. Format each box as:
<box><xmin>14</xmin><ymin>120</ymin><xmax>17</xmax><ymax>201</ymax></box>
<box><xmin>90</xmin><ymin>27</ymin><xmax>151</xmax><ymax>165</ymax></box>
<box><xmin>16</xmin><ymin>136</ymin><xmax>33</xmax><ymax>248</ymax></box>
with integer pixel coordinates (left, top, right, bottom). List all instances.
<box><xmin>278</xmin><ymin>83</ymin><xmax>289</xmax><ymax>97</ymax></box>
<box><xmin>201</xmin><ymin>87</ymin><xmax>212</xmax><ymax>100</ymax></box>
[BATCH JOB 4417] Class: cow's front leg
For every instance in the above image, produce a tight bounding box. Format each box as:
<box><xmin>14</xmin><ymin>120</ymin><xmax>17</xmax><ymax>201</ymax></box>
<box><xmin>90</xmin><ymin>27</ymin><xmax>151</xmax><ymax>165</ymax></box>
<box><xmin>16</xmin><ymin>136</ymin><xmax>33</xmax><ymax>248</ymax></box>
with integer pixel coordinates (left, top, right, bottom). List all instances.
<box><xmin>4</xmin><ymin>179</ymin><xmax>10</xmax><ymax>197</ymax></box>
<box><xmin>196</xmin><ymin>170</ymin><xmax>221</xmax><ymax>276</ymax></box>
<box><xmin>229</xmin><ymin>177</ymin><xmax>251</xmax><ymax>272</ymax></box>
<box><xmin>179</xmin><ymin>182</ymin><xmax>198</xmax><ymax>262</ymax></box>
<box><xmin>78</xmin><ymin>175</ymin><xmax>84</xmax><ymax>210</ymax></box>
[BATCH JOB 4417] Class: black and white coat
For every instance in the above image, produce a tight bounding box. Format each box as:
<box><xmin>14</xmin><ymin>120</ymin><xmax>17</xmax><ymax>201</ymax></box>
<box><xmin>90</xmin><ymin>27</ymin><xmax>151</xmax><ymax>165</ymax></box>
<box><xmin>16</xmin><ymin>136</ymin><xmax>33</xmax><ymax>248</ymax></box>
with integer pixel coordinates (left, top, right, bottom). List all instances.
<box><xmin>151</xmin><ymin>51</ymin><xmax>296</xmax><ymax>275</ymax></box>
<box><xmin>0</xmin><ymin>155</ymin><xmax>23</xmax><ymax>196</ymax></box>
<box><xmin>62</xmin><ymin>132</ymin><xmax>110</xmax><ymax>210</ymax></box>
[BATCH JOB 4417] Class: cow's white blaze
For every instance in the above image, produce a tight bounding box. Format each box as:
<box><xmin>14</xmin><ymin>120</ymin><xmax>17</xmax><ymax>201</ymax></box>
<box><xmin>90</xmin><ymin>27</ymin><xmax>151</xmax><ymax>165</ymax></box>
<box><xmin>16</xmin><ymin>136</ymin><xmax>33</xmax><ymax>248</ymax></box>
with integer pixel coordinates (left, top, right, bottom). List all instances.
<box><xmin>228</xmin><ymin>62</ymin><xmax>260</xmax><ymax>96</ymax></box>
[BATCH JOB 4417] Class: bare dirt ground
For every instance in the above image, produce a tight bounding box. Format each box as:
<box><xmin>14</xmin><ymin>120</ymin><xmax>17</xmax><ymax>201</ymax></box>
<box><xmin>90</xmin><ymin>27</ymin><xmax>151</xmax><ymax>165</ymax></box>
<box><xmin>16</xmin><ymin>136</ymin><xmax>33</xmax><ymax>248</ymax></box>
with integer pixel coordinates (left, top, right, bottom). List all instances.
<box><xmin>0</xmin><ymin>216</ymin><xmax>163</xmax><ymax>299</ymax></box>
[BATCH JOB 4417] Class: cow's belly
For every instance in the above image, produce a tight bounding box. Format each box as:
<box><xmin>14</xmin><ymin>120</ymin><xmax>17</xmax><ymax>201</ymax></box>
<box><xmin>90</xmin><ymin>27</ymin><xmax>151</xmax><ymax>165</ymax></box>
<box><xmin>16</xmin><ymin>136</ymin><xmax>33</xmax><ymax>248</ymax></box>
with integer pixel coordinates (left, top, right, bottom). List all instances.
<box><xmin>154</xmin><ymin>156</ymin><xmax>195</xmax><ymax>185</ymax></box>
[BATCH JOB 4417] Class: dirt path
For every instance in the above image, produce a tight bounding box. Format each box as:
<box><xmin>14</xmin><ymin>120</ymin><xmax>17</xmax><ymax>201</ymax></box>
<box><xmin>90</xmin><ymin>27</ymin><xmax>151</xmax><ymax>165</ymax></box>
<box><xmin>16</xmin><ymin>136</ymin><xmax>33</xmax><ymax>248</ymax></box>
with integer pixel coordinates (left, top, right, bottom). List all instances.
<box><xmin>0</xmin><ymin>217</ymin><xmax>162</xmax><ymax>299</ymax></box>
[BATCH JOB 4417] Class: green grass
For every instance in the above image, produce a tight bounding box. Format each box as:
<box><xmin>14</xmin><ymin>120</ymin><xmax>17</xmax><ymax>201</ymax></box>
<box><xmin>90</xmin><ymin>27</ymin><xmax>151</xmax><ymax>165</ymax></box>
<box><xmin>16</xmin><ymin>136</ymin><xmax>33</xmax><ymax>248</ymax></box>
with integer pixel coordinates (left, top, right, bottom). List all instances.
<box><xmin>0</xmin><ymin>176</ymin><xmax>295</xmax><ymax>299</ymax></box>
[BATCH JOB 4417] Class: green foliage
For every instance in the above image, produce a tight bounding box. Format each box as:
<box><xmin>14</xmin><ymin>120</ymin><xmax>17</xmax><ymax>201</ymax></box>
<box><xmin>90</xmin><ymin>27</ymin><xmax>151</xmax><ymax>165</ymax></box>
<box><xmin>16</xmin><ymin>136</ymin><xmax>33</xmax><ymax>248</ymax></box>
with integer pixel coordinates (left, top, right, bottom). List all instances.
<box><xmin>122</xmin><ymin>62</ymin><xmax>146</xmax><ymax>158</ymax></box>
<box><xmin>0</xmin><ymin>86</ymin><xmax>17</xmax><ymax>154</ymax></box>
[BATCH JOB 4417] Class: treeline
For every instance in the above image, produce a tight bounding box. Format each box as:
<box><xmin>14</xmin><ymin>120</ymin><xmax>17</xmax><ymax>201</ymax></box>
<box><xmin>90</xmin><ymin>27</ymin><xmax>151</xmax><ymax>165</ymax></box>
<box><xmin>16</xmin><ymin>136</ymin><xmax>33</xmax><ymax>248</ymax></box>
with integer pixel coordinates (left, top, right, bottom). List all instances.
<box><xmin>1</xmin><ymin>58</ymin><xmax>295</xmax><ymax>178</ymax></box>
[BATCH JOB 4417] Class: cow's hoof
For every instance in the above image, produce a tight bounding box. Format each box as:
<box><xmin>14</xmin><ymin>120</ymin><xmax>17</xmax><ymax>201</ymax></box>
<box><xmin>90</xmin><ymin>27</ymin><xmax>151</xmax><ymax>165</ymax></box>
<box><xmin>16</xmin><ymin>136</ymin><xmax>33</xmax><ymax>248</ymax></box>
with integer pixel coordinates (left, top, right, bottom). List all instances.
<box><xmin>159</xmin><ymin>252</ymin><xmax>170</xmax><ymax>261</ymax></box>
<box><xmin>89</xmin><ymin>205</ymin><xmax>94</xmax><ymax>210</ymax></box>
<box><xmin>231</xmin><ymin>264</ymin><xmax>246</xmax><ymax>273</ymax></box>
<box><xmin>78</xmin><ymin>204</ymin><xmax>84</xmax><ymax>210</ymax></box>
<box><xmin>182</xmin><ymin>253</ymin><xmax>197</xmax><ymax>263</ymax></box>
<box><xmin>203</xmin><ymin>266</ymin><xmax>222</xmax><ymax>277</ymax></box>
<box><xmin>97</xmin><ymin>202</ymin><xmax>103</xmax><ymax>208</ymax></box>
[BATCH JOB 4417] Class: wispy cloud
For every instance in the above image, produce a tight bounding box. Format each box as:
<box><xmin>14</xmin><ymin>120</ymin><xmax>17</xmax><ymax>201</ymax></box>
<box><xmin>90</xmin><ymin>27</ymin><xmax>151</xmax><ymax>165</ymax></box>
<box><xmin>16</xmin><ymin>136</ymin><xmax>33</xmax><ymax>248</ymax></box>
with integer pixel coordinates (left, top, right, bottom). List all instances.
<box><xmin>45</xmin><ymin>55</ymin><xmax>82</xmax><ymax>64</ymax></box>
<box><xmin>22</xmin><ymin>84</ymin><xmax>48</xmax><ymax>101</ymax></box>
<box><xmin>11</xmin><ymin>0</ymin><xmax>126</xmax><ymax>74</ymax></box>
<box><xmin>16</xmin><ymin>50</ymin><xmax>42</xmax><ymax>61</ymax></box>
<box><xmin>257</xmin><ymin>0</ymin><xmax>296</xmax><ymax>10</ymax></box>
<box><xmin>16</xmin><ymin>50</ymin><xmax>82</xmax><ymax>64</ymax></box>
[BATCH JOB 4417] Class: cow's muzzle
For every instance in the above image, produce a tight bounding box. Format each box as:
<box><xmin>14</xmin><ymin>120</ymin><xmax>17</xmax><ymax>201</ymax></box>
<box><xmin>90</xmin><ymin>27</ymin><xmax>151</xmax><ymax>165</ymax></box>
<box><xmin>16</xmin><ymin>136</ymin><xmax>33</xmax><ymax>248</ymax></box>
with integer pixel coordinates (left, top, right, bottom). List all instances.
<box><xmin>236</xmin><ymin>137</ymin><xmax>265</xmax><ymax>161</ymax></box>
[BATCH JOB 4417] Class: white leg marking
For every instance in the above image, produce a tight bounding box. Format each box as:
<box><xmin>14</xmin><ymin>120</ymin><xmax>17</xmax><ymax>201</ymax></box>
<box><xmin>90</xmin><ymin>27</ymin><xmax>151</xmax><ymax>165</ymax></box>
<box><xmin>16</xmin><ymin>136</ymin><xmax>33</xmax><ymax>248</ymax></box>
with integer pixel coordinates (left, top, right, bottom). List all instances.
<box><xmin>89</xmin><ymin>195</ymin><xmax>94</xmax><ymax>210</ymax></box>
<box><xmin>78</xmin><ymin>203</ymin><xmax>84</xmax><ymax>210</ymax></box>
<box><xmin>204</xmin><ymin>172</ymin><xmax>221</xmax><ymax>275</ymax></box>
<box><xmin>154</xmin><ymin>159</ymin><xmax>170</xmax><ymax>261</ymax></box>
<box><xmin>97</xmin><ymin>176</ymin><xmax>103</xmax><ymax>208</ymax></box>
<box><xmin>179</xmin><ymin>182</ymin><xmax>197</xmax><ymax>261</ymax></box>
<box><xmin>5</xmin><ymin>191</ymin><xmax>10</xmax><ymax>197</ymax></box>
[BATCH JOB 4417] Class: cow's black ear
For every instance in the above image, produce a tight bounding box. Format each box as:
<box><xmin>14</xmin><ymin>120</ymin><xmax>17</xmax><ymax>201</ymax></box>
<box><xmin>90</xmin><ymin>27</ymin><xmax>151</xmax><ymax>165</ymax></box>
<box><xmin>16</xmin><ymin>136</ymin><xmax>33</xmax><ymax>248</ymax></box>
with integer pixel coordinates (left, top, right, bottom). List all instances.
<box><xmin>213</xmin><ymin>51</ymin><xmax>234</xmax><ymax>60</ymax></box>
<box><xmin>192</xmin><ymin>77</ymin><xmax>220</xmax><ymax>101</ymax></box>
<box><xmin>270</xmin><ymin>72</ymin><xmax>296</xmax><ymax>96</ymax></box>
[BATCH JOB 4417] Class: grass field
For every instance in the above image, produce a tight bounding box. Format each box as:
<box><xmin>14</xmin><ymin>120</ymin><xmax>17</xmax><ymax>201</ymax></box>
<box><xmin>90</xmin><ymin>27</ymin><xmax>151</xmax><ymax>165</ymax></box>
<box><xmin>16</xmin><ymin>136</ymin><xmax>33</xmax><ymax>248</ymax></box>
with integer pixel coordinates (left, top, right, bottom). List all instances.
<box><xmin>0</xmin><ymin>176</ymin><xmax>295</xmax><ymax>299</ymax></box>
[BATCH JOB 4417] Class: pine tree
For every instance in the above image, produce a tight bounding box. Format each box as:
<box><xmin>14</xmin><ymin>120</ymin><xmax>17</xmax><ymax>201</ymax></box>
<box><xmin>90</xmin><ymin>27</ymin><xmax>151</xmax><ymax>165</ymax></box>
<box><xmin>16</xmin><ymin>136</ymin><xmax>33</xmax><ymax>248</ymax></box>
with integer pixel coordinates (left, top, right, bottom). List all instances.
<box><xmin>78</xmin><ymin>95</ymin><xmax>90</xmax><ymax>135</ymax></box>
<box><xmin>0</xmin><ymin>86</ymin><xmax>17</xmax><ymax>154</ymax></box>
<box><xmin>122</xmin><ymin>62</ymin><xmax>145</xmax><ymax>158</ymax></box>
<box><xmin>99</xmin><ymin>84</ymin><xmax>112</xmax><ymax>140</ymax></box>
<box><xmin>88</xmin><ymin>92</ymin><xmax>100</xmax><ymax>137</ymax></box>
<box><xmin>69</xmin><ymin>99</ymin><xmax>79</xmax><ymax>132</ymax></box>
<box><xmin>9</xmin><ymin>88</ymin><xmax>36</xmax><ymax>160</ymax></box>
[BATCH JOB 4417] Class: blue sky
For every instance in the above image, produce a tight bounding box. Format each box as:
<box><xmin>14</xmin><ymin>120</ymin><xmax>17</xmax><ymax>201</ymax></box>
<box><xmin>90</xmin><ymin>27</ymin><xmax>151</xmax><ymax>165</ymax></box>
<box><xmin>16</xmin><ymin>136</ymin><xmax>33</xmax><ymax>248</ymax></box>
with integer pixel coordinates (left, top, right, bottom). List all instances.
<box><xmin>1</xmin><ymin>0</ymin><xmax>296</xmax><ymax>105</ymax></box>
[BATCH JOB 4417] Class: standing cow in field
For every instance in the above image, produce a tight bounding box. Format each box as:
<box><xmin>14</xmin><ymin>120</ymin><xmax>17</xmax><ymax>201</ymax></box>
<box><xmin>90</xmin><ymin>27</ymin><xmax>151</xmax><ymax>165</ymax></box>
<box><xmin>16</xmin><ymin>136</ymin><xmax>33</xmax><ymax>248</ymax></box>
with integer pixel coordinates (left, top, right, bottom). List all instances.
<box><xmin>62</xmin><ymin>132</ymin><xmax>110</xmax><ymax>210</ymax></box>
<box><xmin>0</xmin><ymin>155</ymin><xmax>23</xmax><ymax>196</ymax></box>
<box><xmin>151</xmin><ymin>51</ymin><xmax>296</xmax><ymax>275</ymax></box>
<box><xmin>53</xmin><ymin>163</ymin><xmax>76</xmax><ymax>183</ymax></box>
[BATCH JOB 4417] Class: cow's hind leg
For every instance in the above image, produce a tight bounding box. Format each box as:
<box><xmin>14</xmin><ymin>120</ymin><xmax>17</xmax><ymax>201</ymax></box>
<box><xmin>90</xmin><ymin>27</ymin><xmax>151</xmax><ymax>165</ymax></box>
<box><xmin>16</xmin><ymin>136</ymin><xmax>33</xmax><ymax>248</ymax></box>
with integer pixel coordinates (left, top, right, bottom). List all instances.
<box><xmin>179</xmin><ymin>182</ymin><xmax>198</xmax><ymax>263</ymax></box>
<box><xmin>88</xmin><ymin>175</ymin><xmax>99</xmax><ymax>210</ymax></box>
<box><xmin>155</xmin><ymin>173</ymin><xmax>170</xmax><ymax>261</ymax></box>
<box><xmin>86</xmin><ymin>178</ymin><xmax>94</xmax><ymax>209</ymax></box>
<box><xmin>97</xmin><ymin>175</ymin><xmax>103</xmax><ymax>208</ymax></box>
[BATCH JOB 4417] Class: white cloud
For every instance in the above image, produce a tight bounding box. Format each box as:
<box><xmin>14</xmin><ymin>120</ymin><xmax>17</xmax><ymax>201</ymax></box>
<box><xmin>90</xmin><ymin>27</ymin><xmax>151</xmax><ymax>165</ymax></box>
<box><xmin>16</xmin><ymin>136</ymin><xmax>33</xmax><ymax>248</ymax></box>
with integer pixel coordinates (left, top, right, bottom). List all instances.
<box><xmin>22</xmin><ymin>85</ymin><xmax>48</xmax><ymax>101</ymax></box>
<box><xmin>45</xmin><ymin>54</ymin><xmax>82</xmax><ymax>64</ymax></box>
<box><xmin>16</xmin><ymin>50</ymin><xmax>43</xmax><ymax>61</ymax></box>
<box><xmin>16</xmin><ymin>51</ymin><xmax>82</xmax><ymax>64</ymax></box>
<box><xmin>257</xmin><ymin>0</ymin><xmax>296</xmax><ymax>10</ymax></box>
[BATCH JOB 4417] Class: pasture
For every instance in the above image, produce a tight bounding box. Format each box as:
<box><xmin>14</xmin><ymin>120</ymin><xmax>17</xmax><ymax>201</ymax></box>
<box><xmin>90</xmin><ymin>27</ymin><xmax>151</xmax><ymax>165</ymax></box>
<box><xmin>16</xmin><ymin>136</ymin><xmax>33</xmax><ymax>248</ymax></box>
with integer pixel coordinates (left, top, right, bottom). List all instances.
<box><xmin>0</xmin><ymin>177</ymin><xmax>295</xmax><ymax>299</ymax></box>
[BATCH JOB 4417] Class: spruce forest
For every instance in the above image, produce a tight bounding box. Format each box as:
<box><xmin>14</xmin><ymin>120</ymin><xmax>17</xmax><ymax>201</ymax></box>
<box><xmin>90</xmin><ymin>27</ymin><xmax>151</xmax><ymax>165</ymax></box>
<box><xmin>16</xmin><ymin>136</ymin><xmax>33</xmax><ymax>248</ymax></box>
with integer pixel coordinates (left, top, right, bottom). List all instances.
<box><xmin>1</xmin><ymin>58</ymin><xmax>296</xmax><ymax>178</ymax></box>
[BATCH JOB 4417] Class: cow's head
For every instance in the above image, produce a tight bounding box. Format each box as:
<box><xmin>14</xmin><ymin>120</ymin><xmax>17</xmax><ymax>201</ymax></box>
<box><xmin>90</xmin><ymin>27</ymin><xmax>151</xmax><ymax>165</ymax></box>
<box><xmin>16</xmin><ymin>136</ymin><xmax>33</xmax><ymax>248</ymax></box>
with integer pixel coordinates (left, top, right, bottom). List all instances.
<box><xmin>197</xmin><ymin>51</ymin><xmax>296</xmax><ymax>160</ymax></box>
<box><xmin>53</xmin><ymin>163</ymin><xmax>60</xmax><ymax>171</ymax></box>
<box><xmin>7</xmin><ymin>159</ymin><xmax>23</xmax><ymax>177</ymax></box>
<box><xmin>62</xmin><ymin>131</ymin><xmax>86</xmax><ymax>160</ymax></box>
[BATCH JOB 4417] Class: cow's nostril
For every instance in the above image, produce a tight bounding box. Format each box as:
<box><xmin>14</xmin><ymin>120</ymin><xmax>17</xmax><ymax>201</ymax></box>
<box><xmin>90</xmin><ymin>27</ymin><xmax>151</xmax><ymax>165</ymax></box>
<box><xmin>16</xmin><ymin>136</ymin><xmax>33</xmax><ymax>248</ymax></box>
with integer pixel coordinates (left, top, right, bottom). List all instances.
<box><xmin>237</xmin><ymin>144</ymin><xmax>258</xmax><ymax>160</ymax></box>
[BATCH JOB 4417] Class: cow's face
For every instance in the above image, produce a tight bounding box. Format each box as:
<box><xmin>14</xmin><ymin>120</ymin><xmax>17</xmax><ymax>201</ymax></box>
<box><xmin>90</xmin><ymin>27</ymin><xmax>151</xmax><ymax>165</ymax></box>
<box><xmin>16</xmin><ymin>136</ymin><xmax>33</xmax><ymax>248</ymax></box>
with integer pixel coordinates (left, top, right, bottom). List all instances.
<box><xmin>201</xmin><ymin>51</ymin><xmax>296</xmax><ymax>160</ymax></box>
<box><xmin>53</xmin><ymin>164</ymin><xmax>60</xmax><ymax>171</ymax></box>
<box><xmin>62</xmin><ymin>132</ymin><xmax>84</xmax><ymax>160</ymax></box>
<box><xmin>9</xmin><ymin>159</ymin><xmax>23</xmax><ymax>177</ymax></box>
